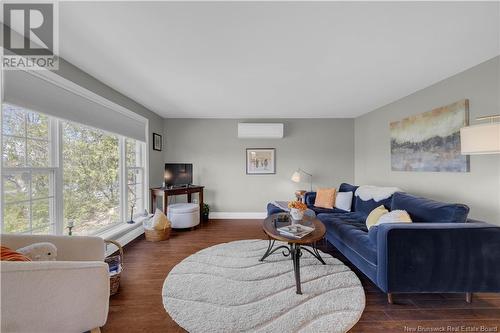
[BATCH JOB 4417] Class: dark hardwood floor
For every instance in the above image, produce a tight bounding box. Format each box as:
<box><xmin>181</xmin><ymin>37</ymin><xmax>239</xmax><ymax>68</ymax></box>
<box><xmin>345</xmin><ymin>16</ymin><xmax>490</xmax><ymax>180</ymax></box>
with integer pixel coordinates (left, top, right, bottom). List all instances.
<box><xmin>103</xmin><ymin>219</ymin><xmax>500</xmax><ymax>333</ymax></box>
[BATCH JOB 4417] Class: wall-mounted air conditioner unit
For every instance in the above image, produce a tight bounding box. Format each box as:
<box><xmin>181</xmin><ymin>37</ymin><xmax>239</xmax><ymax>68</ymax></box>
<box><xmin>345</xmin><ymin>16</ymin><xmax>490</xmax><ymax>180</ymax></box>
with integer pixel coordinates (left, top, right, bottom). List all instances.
<box><xmin>237</xmin><ymin>123</ymin><xmax>284</xmax><ymax>139</ymax></box>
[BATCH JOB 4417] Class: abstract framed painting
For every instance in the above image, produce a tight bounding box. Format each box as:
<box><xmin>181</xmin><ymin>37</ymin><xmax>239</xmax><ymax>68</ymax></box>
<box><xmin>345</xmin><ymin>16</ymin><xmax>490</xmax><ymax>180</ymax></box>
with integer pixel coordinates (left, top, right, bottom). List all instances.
<box><xmin>246</xmin><ymin>148</ymin><xmax>276</xmax><ymax>174</ymax></box>
<box><xmin>390</xmin><ymin>99</ymin><xmax>470</xmax><ymax>172</ymax></box>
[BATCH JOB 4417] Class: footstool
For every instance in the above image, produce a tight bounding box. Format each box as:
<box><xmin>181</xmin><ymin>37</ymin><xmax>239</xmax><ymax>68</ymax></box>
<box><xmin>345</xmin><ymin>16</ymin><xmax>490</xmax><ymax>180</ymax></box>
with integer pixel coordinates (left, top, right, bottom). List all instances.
<box><xmin>167</xmin><ymin>203</ymin><xmax>200</xmax><ymax>229</ymax></box>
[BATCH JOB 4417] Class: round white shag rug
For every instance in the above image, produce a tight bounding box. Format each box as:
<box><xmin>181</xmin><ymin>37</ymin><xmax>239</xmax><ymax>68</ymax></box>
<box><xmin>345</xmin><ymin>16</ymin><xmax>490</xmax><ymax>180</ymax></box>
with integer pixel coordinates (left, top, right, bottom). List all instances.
<box><xmin>162</xmin><ymin>239</ymin><xmax>365</xmax><ymax>333</ymax></box>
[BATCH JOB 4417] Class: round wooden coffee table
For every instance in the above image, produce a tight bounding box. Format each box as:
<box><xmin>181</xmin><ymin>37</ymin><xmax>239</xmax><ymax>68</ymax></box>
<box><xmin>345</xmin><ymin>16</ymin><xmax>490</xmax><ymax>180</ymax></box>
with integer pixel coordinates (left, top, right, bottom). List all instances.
<box><xmin>260</xmin><ymin>213</ymin><xmax>327</xmax><ymax>294</ymax></box>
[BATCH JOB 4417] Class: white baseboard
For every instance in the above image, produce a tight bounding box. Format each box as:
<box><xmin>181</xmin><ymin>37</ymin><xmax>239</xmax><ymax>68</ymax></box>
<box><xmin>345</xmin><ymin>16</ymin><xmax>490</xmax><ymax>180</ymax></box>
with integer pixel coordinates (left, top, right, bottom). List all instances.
<box><xmin>209</xmin><ymin>212</ymin><xmax>267</xmax><ymax>219</ymax></box>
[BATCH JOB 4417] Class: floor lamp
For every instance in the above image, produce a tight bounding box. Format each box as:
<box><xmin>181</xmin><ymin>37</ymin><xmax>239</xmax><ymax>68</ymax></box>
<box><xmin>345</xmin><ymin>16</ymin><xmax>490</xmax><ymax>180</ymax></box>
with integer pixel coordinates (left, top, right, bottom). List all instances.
<box><xmin>291</xmin><ymin>169</ymin><xmax>313</xmax><ymax>201</ymax></box>
<box><xmin>460</xmin><ymin>114</ymin><xmax>500</xmax><ymax>155</ymax></box>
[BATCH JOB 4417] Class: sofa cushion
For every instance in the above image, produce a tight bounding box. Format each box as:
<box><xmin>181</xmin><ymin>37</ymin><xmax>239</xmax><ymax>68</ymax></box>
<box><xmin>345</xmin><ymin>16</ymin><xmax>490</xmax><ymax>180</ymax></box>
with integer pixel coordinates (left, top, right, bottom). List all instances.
<box><xmin>308</xmin><ymin>206</ymin><xmax>347</xmax><ymax>215</ymax></box>
<box><xmin>336</xmin><ymin>191</ymin><xmax>354</xmax><ymax>212</ymax></box>
<box><xmin>322</xmin><ymin>211</ymin><xmax>367</xmax><ymax>224</ymax></box>
<box><xmin>391</xmin><ymin>192</ymin><xmax>469</xmax><ymax>223</ymax></box>
<box><xmin>366</xmin><ymin>205</ymin><xmax>389</xmax><ymax>229</ymax></box>
<box><xmin>339</xmin><ymin>183</ymin><xmax>359</xmax><ymax>211</ymax></box>
<box><xmin>314</xmin><ymin>188</ymin><xmax>337</xmax><ymax>209</ymax></box>
<box><xmin>318</xmin><ymin>214</ymin><xmax>377</xmax><ymax>265</ymax></box>
<box><xmin>354</xmin><ymin>196</ymin><xmax>392</xmax><ymax>217</ymax></box>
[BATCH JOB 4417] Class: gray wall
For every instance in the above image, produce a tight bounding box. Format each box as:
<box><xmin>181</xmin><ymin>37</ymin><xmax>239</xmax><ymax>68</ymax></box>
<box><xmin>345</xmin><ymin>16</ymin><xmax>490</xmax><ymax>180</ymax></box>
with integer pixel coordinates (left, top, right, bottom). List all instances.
<box><xmin>164</xmin><ymin>119</ymin><xmax>354</xmax><ymax>212</ymax></box>
<box><xmin>52</xmin><ymin>59</ymin><xmax>165</xmax><ymax>188</ymax></box>
<box><xmin>355</xmin><ymin>56</ymin><xmax>500</xmax><ymax>224</ymax></box>
<box><xmin>3</xmin><ymin>26</ymin><xmax>165</xmax><ymax>187</ymax></box>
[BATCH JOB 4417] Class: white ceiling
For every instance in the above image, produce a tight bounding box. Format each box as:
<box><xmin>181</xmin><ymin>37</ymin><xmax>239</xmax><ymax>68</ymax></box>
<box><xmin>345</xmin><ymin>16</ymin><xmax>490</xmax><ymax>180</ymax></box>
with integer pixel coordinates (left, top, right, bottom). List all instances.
<box><xmin>57</xmin><ymin>1</ymin><xmax>499</xmax><ymax>118</ymax></box>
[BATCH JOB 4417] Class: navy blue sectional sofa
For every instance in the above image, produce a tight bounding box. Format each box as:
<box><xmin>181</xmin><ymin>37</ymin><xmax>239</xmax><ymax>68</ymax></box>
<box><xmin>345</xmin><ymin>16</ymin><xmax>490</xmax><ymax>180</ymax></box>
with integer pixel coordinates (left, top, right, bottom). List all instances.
<box><xmin>267</xmin><ymin>183</ymin><xmax>500</xmax><ymax>303</ymax></box>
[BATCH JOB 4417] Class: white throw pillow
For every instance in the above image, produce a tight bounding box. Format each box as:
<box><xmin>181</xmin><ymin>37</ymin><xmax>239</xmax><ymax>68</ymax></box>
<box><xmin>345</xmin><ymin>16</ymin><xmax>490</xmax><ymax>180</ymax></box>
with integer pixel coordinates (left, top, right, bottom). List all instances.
<box><xmin>375</xmin><ymin>210</ymin><xmax>412</xmax><ymax>226</ymax></box>
<box><xmin>335</xmin><ymin>192</ymin><xmax>353</xmax><ymax>212</ymax></box>
<box><xmin>16</xmin><ymin>242</ymin><xmax>57</xmax><ymax>261</ymax></box>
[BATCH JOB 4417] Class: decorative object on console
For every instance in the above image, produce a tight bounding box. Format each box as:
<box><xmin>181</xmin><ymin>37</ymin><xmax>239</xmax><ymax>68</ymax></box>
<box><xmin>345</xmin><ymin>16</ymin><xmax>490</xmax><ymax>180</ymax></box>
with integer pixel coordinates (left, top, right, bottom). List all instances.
<box><xmin>153</xmin><ymin>133</ymin><xmax>162</xmax><ymax>151</ymax></box>
<box><xmin>288</xmin><ymin>200</ymin><xmax>307</xmax><ymax>221</ymax></box>
<box><xmin>460</xmin><ymin>114</ymin><xmax>500</xmax><ymax>154</ymax></box>
<box><xmin>314</xmin><ymin>187</ymin><xmax>337</xmax><ymax>209</ymax></box>
<box><xmin>246</xmin><ymin>148</ymin><xmax>275</xmax><ymax>174</ymax></box>
<box><xmin>390</xmin><ymin>99</ymin><xmax>470</xmax><ymax>172</ymax></box>
<box><xmin>291</xmin><ymin>168</ymin><xmax>313</xmax><ymax>192</ymax></box>
<box><xmin>335</xmin><ymin>191</ymin><xmax>354</xmax><ymax>211</ymax></box>
<box><xmin>16</xmin><ymin>242</ymin><xmax>57</xmax><ymax>261</ymax></box>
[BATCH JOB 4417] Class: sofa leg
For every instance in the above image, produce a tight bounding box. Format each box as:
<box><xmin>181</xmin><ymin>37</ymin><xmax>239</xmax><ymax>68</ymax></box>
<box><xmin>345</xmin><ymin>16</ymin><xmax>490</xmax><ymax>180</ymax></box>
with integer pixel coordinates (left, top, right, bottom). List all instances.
<box><xmin>387</xmin><ymin>293</ymin><xmax>394</xmax><ymax>304</ymax></box>
<box><xmin>466</xmin><ymin>292</ymin><xmax>472</xmax><ymax>303</ymax></box>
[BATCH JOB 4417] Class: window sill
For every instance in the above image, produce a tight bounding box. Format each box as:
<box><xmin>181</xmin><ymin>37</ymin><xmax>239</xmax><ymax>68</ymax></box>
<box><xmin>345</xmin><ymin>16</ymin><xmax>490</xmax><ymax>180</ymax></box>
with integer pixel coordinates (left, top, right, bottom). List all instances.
<box><xmin>96</xmin><ymin>215</ymin><xmax>152</xmax><ymax>256</ymax></box>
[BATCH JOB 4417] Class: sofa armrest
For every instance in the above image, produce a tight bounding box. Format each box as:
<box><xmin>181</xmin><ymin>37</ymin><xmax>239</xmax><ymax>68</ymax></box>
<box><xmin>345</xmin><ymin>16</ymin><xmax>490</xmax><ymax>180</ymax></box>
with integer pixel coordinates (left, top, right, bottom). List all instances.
<box><xmin>376</xmin><ymin>222</ymin><xmax>500</xmax><ymax>293</ymax></box>
<box><xmin>0</xmin><ymin>234</ymin><xmax>105</xmax><ymax>261</ymax></box>
<box><xmin>304</xmin><ymin>192</ymin><xmax>316</xmax><ymax>206</ymax></box>
<box><xmin>1</xmin><ymin>261</ymin><xmax>109</xmax><ymax>332</ymax></box>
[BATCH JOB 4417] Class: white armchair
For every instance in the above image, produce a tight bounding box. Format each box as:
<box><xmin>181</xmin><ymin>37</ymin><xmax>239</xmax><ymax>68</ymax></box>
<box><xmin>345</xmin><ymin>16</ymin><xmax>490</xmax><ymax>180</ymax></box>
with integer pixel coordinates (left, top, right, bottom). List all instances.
<box><xmin>0</xmin><ymin>234</ymin><xmax>110</xmax><ymax>333</ymax></box>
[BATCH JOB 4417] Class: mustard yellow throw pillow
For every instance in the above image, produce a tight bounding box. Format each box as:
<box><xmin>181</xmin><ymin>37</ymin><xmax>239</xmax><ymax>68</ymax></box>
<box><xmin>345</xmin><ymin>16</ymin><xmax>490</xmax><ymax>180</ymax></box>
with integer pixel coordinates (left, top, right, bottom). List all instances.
<box><xmin>314</xmin><ymin>188</ymin><xmax>337</xmax><ymax>209</ymax></box>
<box><xmin>366</xmin><ymin>205</ymin><xmax>389</xmax><ymax>229</ymax></box>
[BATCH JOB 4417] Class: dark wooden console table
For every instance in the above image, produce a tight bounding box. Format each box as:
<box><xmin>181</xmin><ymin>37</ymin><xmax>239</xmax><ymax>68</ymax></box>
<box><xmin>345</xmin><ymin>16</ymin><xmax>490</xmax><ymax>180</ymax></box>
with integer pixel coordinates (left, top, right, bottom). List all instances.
<box><xmin>150</xmin><ymin>185</ymin><xmax>204</xmax><ymax>220</ymax></box>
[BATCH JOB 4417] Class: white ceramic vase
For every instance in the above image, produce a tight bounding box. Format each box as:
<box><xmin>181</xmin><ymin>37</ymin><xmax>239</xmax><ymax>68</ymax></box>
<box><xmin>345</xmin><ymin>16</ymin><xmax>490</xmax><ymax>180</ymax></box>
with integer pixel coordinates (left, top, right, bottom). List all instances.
<box><xmin>290</xmin><ymin>208</ymin><xmax>304</xmax><ymax>221</ymax></box>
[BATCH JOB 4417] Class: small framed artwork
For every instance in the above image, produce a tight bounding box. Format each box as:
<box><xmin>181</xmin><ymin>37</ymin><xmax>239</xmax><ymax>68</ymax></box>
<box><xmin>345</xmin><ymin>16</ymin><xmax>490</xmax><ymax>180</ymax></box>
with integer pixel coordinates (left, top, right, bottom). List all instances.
<box><xmin>153</xmin><ymin>133</ymin><xmax>162</xmax><ymax>151</ymax></box>
<box><xmin>246</xmin><ymin>148</ymin><xmax>276</xmax><ymax>174</ymax></box>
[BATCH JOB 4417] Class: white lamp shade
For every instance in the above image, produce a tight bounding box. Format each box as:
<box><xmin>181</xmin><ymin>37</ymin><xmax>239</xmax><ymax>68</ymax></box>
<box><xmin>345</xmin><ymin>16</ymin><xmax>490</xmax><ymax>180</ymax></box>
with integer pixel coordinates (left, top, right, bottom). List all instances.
<box><xmin>291</xmin><ymin>171</ymin><xmax>301</xmax><ymax>183</ymax></box>
<box><xmin>460</xmin><ymin>123</ymin><xmax>500</xmax><ymax>155</ymax></box>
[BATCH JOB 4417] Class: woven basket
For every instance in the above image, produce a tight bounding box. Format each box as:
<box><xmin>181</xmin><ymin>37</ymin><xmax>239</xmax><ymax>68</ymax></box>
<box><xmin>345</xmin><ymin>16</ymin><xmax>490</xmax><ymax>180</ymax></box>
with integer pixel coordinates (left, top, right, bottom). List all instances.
<box><xmin>145</xmin><ymin>226</ymin><xmax>171</xmax><ymax>242</ymax></box>
<box><xmin>104</xmin><ymin>239</ymin><xmax>123</xmax><ymax>296</ymax></box>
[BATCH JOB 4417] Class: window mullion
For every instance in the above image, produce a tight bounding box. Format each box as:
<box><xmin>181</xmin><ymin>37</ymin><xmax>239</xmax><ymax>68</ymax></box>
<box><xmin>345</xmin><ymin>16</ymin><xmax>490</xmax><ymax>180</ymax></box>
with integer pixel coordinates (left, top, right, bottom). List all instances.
<box><xmin>24</xmin><ymin>113</ymin><xmax>28</xmax><ymax>167</ymax></box>
<box><xmin>28</xmin><ymin>170</ymin><xmax>33</xmax><ymax>234</ymax></box>
<box><xmin>120</xmin><ymin>137</ymin><xmax>127</xmax><ymax>223</ymax></box>
<box><xmin>54</xmin><ymin>119</ymin><xmax>64</xmax><ymax>235</ymax></box>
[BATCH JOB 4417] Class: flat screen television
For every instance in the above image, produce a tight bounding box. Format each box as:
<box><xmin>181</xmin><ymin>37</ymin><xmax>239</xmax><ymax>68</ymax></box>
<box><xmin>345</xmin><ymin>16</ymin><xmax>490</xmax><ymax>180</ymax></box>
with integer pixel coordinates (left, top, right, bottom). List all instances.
<box><xmin>164</xmin><ymin>163</ymin><xmax>193</xmax><ymax>187</ymax></box>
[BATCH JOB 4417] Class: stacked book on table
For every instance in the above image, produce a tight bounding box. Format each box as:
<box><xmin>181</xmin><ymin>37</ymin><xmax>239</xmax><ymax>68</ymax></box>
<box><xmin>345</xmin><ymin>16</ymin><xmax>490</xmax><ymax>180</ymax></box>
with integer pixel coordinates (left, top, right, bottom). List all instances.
<box><xmin>277</xmin><ymin>224</ymin><xmax>315</xmax><ymax>239</ymax></box>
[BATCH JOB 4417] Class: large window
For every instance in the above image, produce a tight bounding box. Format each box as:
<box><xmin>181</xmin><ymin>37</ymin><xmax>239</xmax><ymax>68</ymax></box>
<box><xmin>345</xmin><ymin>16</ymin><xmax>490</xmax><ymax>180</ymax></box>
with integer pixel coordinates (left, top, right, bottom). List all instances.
<box><xmin>63</xmin><ymin>122</ymin><xmax>120</xmax><ymax>235</ymax></box>
<box><xmin>1</xmin><ymin>105</ymin><xmax>55</xmax><ymax>234</ymax></box>
<box><xmin>0</xmin><ymin>104</ymin><xmax>147</xmax><ymax>235</ymax></box>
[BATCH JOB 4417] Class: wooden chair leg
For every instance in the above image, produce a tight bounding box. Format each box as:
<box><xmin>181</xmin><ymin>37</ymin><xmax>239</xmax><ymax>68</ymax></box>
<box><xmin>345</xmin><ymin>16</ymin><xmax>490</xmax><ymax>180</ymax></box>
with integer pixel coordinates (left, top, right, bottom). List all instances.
<box><xmin>387</xmin><ymin>293</ymin><xmax>394</xmax><ymax>304</ymax></box>
<box><xmin>90</xmin><ymin>328</ymin><xmax>101</xmax><ymax>333</ymax></box>
<box><xmin>466</xmin><ymin>292</ymin><xmax>472</xmax><ymax>303</ymax></box>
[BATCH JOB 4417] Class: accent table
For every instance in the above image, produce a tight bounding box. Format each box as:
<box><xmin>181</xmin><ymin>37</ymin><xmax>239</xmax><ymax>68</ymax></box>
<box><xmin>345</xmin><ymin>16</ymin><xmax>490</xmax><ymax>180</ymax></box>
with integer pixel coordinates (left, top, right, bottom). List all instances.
<box><xmin>260</xmin><ymin>214</ymin><xmax>327</xmax><ymax>294</ymax></box>
<box><xmin>150</xmin><ymin>185</ymin><xmax>204</xmax><ymax>221</ymax></box>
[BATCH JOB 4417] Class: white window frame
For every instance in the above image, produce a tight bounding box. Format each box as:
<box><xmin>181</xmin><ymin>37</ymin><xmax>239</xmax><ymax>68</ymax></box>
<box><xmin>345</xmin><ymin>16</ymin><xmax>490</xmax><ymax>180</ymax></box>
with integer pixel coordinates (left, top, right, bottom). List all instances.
<box><xmin>0</xmin><ymin>105</ymin><xmax>58</xmax><ymax>234</ymax></box>
<box><xmin>1</xmin><ymin>106</ymin><xmax>149</xmax><ymax>236</ymax></box>
<box><xmin>124</xmin><ymin>138</ymin><xmax>147</xmax><ymax>221</ymax></box>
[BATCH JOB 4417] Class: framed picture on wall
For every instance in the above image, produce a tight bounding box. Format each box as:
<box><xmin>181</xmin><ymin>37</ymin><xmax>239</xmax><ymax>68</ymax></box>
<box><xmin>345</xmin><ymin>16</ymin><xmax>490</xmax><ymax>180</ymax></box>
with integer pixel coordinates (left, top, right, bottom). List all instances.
<box><xmin>246</xmin><ymin>148</ymin><xmax>276</xmax><ymax>174</ymax></box>
<box><xmin>153</xmin><ymin>133</ymin><xmax>162</xmax><ymax>151</ymax></box>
